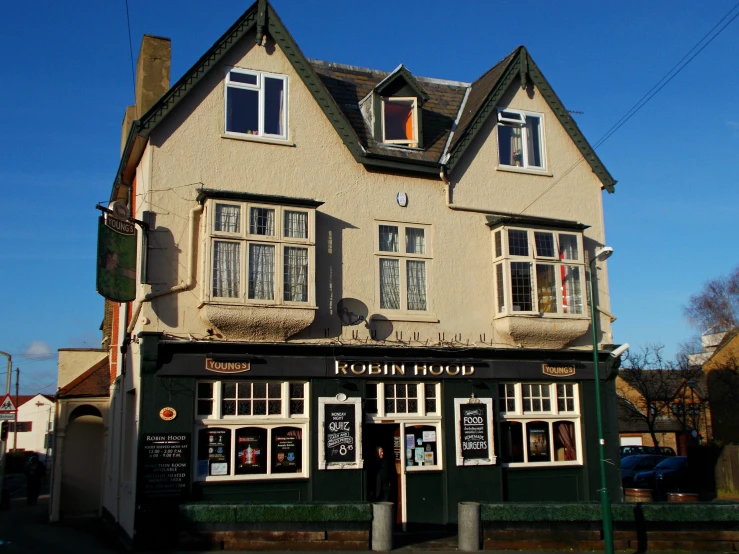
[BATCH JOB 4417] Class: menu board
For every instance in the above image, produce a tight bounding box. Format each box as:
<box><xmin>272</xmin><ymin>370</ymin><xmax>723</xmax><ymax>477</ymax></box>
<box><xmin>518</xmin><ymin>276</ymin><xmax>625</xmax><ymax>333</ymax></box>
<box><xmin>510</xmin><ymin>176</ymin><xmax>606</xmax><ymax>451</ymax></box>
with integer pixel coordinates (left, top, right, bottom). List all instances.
<box><xmin>197</xmin><ymin>428</ymin><xmax>231</xmax><ymax>476</ymax></box>
<box><xmin>139</xmin><ymin>433</ymin><xmax>191</xmax><ymax>499</ymax></box>
<box><xmin>459</xmin><ymin>404</ymin><xmax>489</xmax><ymax>460</ymax></box>
<box><xmin>323</xmin><ymin>403</ymin><xmax>357</xmax><ymax>464</ymax></box>
<box><xmin>235</xmin><ymin>427</ymin><xmax>268</xmax><ymax>475</ymax></box>
<box><xmin>272</xmin><ymin>426</ymin><xmax>301</xmax><ymax>474</ymax></box>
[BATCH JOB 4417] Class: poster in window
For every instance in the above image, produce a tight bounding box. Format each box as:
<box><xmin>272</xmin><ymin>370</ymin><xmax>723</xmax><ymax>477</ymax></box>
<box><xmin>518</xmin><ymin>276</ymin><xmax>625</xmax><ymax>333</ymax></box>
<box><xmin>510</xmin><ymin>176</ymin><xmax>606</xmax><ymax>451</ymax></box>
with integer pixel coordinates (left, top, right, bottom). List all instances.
<box><xmin>459</xmin><ymin>404</ymin><xmax>489</xmax><ymax>460</ymax></box>
<box><xmin>272</xmin><ymin>426</ymin><xmax>301</xmax><ymax>474</ymax></box>
<box><xmin>323</xmin><ymin>404</ymin><xmax>356</xmax><ymax>464</ymax></box>
<box><xmin>235</xmin><ymin>427</ymin><xmax>267</xmax><ymax>474</ymax></box>
<box><xmin>197</xmin><ymin>428</ymin><xmax>231</xmax><ymax>477</ymax></box>
<box><xmin>526</xmin><ymin>422</ymin><xmax>550</xmax><ymax>462</ymax></box>
<box><xmin>405</xmin><ymin>425</ymin><xmax>437</xmax><ymax>467</ymax></box>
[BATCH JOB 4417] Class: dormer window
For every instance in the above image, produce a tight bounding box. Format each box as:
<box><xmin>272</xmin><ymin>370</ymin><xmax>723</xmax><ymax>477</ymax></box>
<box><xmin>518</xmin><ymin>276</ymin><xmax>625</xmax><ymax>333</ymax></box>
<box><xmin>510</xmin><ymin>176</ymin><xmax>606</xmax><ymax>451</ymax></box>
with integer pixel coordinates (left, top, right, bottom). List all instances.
<box><xmin>382</xmin><ymin>97</ymin><xmax>418</xmax><ymax>147</ymax></box>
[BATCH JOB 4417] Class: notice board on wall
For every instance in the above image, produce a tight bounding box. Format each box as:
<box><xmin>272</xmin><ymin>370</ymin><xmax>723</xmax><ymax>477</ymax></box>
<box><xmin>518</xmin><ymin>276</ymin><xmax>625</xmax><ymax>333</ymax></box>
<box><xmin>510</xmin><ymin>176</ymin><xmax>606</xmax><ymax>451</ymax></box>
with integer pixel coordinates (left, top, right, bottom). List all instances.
<box><xmin>318</xmin><ymin>397</ymin><xmax>363</xmax><ymax>470</ymax></box>
<box><xmin>138</xmin><ymin>433</ymin><xmax>191</xmax><ymax>500</ymax></box>
<box><xmin>454</xmin><ymin>398</ymin><xmax>496</xmax><ymax>466</ymax></box>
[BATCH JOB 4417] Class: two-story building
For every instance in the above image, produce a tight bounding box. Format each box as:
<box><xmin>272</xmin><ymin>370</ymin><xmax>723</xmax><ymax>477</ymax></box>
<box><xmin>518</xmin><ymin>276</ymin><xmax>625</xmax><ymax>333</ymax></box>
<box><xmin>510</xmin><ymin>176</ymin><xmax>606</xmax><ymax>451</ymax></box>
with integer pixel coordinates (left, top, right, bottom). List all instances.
<box><xmin>98</xmin><ymin>0</ymin><xmax>622</xmax><ymax>545</ymax></box>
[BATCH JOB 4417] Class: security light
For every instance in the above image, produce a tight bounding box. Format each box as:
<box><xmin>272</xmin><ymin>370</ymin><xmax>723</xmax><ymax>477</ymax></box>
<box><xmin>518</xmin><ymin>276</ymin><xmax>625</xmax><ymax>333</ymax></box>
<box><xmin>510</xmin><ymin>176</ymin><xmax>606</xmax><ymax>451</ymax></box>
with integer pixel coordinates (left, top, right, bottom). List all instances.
<box><xmin>594</xmin><ymin>246</ymin><xmax>614</xmax><ymax>262</ymax></box>
<box><xmin>609</xmin><ymin>343</ymin><xmax>630</xmax><ymax>359</ymax></box>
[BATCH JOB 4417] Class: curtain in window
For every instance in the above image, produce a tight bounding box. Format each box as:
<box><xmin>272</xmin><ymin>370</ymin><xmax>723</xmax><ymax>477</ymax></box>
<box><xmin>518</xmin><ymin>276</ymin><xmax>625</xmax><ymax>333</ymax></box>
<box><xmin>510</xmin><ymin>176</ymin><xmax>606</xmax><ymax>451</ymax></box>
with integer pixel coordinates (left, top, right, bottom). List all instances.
<box><xmin>561</xmin><ymin>266</ymin><xmax>583</xmax><ymax>314</ymax></box>
<box><xmin>405</xmin><ymin>228</ymin><xmax>425</xmax><ymax>254</ymax></box>
<box><xmin>213</xmin><ymin>241</ymin><xmax>240</xmax><ymax>297</ymax></box>
<box><xmin>284</xmin><ymin>247</ymin><xmax>308</xmax><ymax>302</ymax></box>
<box><xmin>215</xmin><ymin>204</ymin><xmax>240</xmax><ymax>233</ymax></box>
<box><xmin>510</xmin><ymin>126</ymin><xmax>523</xmax><ymax>166</ymax></box>
<box><xmin>379</xmin><ymin>225</ymin><xmax>399</xmax><ymax>252</ymax></box>
<box><xmin>250</xmin><ymin>208</ymin><xmax>275</xmax><ymax>236</ymax></box>
<box><xmin>248</xmin><ymin>244</ymin><xmax>275</xmax><ymax>300</ymax></box>
<box><xmin>284</xmin><ymin>211</ymin><xmax>307</xmax><ymax>238</ymax></box>
<box><xmin>536</xmin><ymin>264</ymin><xmax>557</xmax><ymax>313</ymax></box>
<box><xmin>558</xmin><ymin>234</ymin><xmax>578</xmax><ymax>260</ymax></box>
<box><xmin>406</xmin><ymin>260</ymin><xmax>427</xmax><ymax>311</ymax></box>
<box><xmin>554</xmin><ymin>421</ymin><xmax>577</xmax><ymax>461</ymax></box>
<box><xmin>379</xmin><ymin>258</ymin><xmax>400</xmax><ymax>309</ymax></box>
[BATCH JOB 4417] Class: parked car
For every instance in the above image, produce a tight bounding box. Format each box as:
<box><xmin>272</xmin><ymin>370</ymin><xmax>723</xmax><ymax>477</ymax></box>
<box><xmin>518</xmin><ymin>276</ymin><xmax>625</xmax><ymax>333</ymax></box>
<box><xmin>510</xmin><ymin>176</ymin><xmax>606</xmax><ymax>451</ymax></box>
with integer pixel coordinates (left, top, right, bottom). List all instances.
<box><xmin>619</xmin><ymin>445</ymin><xmax>676</xmax><ymax>458</ymax></box>
<box><xmin>620</xmin><ymin>454</ymin><xmax>668</xmax><ymax>488</ymax></box>
<box><xmin>632</xmin><ymin>456</ymin><xmax>691</xmax><ymax>499</ymax></box>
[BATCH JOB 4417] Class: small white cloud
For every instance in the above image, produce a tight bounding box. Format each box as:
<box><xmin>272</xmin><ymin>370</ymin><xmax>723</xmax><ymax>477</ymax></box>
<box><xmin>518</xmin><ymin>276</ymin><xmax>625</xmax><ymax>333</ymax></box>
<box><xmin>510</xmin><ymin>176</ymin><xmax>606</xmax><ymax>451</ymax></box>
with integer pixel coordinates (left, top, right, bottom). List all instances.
<box><xmin>23</xmin><ymin>341</ymin><xmax>53</xmax><ymax>359</ymax></box>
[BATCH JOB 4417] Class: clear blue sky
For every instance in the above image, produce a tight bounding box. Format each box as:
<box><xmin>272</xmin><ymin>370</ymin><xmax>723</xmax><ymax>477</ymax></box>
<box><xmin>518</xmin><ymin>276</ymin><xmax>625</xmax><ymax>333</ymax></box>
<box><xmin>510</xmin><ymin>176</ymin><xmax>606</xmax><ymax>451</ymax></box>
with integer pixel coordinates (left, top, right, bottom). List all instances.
<box><xmin>1</xmin><ymin>1</ymin><xmax>737</xmax><ymax>393</ymax></box>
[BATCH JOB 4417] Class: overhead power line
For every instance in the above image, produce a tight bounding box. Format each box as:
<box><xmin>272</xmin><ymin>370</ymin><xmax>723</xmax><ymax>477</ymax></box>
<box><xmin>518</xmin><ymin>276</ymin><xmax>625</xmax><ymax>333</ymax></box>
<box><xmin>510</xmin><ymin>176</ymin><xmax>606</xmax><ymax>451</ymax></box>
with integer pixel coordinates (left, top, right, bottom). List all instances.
<box><xmin>125</xmin><ymin>0</ymin><xmax>136</xmax><ymax>97</ymax></box>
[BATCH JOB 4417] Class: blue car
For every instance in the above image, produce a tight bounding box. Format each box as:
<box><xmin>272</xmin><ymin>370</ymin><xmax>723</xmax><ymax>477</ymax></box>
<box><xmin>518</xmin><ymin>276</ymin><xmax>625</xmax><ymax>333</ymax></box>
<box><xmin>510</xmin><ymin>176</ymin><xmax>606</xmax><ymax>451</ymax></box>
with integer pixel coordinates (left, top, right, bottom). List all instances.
<box><xmin>632</xmin><ymin>456</ymin><xmax>691</xmax><ymax>499</ymax></box>
<box><xmin>620</xmin><ymin>454</ymin><xmax>668</xmax><ymax>488</ymax></box>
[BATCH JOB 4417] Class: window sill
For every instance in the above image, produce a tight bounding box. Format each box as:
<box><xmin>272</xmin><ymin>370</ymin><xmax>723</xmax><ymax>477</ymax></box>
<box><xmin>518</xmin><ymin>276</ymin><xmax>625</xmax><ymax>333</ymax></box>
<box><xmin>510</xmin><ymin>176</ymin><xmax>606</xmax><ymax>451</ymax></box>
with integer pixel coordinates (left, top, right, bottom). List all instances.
<box><xmin>222</xmin><ymin>133</ymin><xmax>296</xmax><ymax>147</ymax></box>
<box><xmin>502</xmin><ymin>461</ymin><xmax>582</xmax><ymax>469</ymax></box>
<box><xmin>370</xmin><ymin>313</ymin><xmax>439</xmax><ymax>323</ymax></box>
<box><xmin>201</xmin><ymin>300</ymin><xmax>318</xmax><ymax>311</ymax></box>
<box><xmin>405</xmin><ymin>466</ymin><xmax>443</xmax><ymax>473</ymax></box>
<box><xmin>493</xmin><ymin>312</ymin><xmax>589</xmax><ymax>321</ymax></box>
<box><xmin>496</xmin><ymin>165</ymin><xmax>552</xmax><ymax>177</ymax></box>
<box><xmin>196</xmin><ymin>474</ymin><xmax>309</xmax><ymax>482</ymax></box>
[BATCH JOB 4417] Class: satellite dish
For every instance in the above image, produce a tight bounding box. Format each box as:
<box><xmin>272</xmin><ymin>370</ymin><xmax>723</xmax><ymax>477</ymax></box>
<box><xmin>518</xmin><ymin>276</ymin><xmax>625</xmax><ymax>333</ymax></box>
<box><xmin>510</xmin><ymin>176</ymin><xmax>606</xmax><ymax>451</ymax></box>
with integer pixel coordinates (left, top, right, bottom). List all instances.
<box><xmin>337</xmin><ymin>298</ymin><xmax>368</xmax><ymax>326</ymax></box>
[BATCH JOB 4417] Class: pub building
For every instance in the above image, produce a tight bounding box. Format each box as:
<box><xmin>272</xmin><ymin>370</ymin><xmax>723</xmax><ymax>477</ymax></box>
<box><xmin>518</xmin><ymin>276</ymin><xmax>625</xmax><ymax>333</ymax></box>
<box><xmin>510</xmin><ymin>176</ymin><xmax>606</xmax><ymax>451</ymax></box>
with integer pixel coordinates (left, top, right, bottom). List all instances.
<box><xmin>135</xmin><ymin>335</ymin><xmax>622</xmax><ymax>530</ymax></box>
<box><xmin>97</xmin><ymin>0</ymin><xmax>624</xmax><ymax>545</ymax></box>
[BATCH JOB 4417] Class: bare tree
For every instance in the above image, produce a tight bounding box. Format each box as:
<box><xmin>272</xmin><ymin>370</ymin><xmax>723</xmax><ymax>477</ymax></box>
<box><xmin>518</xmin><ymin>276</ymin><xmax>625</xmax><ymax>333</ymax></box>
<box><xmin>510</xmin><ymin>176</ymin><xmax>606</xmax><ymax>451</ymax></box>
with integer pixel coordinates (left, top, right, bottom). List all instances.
<box><xmin>683</xmin><ymin>265</ymin><xmax>739</xmax><ymax>333</ymax></box>
<box><xmin>617</xmin><ymin>345</ymin><xmax>703</xmax><ymax>447</ymax></box>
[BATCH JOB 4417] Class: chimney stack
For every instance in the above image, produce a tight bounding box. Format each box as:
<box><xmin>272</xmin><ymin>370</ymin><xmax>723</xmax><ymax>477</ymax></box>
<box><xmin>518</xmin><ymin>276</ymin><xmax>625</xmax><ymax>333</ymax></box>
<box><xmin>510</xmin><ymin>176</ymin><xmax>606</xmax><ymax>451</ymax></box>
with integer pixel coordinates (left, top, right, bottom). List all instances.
<box><xmin>121</xmin><ymin>35</ymin><xmax>171</xmax><ymax>155</ymax></box>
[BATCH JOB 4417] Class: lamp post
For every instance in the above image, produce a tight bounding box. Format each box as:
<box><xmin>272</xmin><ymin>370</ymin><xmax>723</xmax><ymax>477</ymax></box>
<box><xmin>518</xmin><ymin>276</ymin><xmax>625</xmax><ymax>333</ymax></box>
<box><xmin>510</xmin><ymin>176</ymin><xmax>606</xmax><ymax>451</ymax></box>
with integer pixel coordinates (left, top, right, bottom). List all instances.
<box><xmin>587</xmin><ymin>246</ymin><xmax>614</xmax><ymax>554</ymax></box>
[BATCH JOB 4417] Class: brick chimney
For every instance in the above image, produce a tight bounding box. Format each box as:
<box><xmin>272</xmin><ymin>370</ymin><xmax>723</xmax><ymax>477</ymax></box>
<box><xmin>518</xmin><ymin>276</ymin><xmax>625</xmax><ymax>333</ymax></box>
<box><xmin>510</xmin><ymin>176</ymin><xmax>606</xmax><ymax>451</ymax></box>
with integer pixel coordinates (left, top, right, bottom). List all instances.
<box><xmin>121</xmin><ymin>35</ymin><xmax>171</xmax><ymax>155</ymax></box>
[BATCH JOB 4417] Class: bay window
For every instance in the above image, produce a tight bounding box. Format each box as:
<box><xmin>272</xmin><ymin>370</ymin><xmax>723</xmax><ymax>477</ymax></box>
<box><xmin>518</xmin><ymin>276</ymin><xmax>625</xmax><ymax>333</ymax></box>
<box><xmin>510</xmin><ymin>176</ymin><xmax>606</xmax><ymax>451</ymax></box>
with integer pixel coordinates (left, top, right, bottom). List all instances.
<box><xmin>207</xmin><ymin>198</ymin><xmax>315</xmax><ymax>306</ymax></box>
<box><xmin>498</xmin><ymin>382</ymin><xmax>582</xmax><ymax>466</ymax></box>
<box><xmin>492</xmin><ymin>227</ymin><xmax>585</xmax><ymax>316</ymax></box>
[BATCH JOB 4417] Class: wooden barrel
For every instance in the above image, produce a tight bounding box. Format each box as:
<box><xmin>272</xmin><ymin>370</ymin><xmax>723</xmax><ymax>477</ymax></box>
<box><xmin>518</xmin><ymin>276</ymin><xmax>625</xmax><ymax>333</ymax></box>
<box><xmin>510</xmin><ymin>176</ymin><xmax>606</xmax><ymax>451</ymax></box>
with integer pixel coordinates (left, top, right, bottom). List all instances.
<box><xmin>624</xmin><ymin>488</ymin><xmax>653</xmax><ymax>503</ymax></box>
<box><xmin>667</xmin><ymin>492</ymin><xmax>698</xmax><ymax>502</ymax></box>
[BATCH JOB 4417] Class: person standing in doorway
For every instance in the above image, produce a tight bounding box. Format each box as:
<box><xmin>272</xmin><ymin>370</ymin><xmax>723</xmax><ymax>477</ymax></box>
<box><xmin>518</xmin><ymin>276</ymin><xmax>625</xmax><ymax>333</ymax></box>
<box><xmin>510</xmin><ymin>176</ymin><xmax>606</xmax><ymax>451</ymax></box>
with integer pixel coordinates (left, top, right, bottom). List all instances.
<box><xmin>23</xmin><ymin>455</ymin><xmax>44</xmax><ymax>505</ymax></box>
<box><xmin>373</xmin><ymin>446</ymin><xmax>396</xmax><ymax>502</ymax></box>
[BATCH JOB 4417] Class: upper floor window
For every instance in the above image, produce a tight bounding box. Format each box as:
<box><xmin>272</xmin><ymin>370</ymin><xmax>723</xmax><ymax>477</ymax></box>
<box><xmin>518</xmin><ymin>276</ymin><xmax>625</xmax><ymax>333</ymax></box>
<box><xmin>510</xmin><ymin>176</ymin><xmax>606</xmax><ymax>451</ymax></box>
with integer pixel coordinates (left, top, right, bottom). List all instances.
<box><xmin>382</xmin><ymin>97</ymin><xmax>418</xmax><ymax>147</ymax></box>
<box><xmin>207</xmin><ymin>199</ymin><xmax>315</xmax><ymax>306</ymax></box>
<box><xmin>497</xmin><ymin>109</ymin><xmax>545</xmax><ymax>170</ymax></box>
<box><xmin>493</xmin><ymin>227</ymin><xmax>584</xmax><ymax>316</ymax></box>
<box><xmin>375</xmin><ymin>221</ymin><xmax>431</xmax><ymax>313</ymax></box>
<box><xmin>225</xmin><ymin>68</ymin><xmax>287</xmax><ymax>139</ymax></box>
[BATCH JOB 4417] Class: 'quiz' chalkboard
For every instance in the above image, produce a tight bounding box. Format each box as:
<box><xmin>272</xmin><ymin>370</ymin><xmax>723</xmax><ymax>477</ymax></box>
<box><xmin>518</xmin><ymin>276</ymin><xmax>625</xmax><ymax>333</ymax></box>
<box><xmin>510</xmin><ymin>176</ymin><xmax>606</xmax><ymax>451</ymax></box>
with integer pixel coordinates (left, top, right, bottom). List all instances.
<box><xmin>323</xmin><ymin>403</ymin><xmax>356</xmax><ymax>464</ymax></box>
<box><xmin>459</xmin><ymin>404</ymin><xmax>489</xmax><ymax>460</ymax></box>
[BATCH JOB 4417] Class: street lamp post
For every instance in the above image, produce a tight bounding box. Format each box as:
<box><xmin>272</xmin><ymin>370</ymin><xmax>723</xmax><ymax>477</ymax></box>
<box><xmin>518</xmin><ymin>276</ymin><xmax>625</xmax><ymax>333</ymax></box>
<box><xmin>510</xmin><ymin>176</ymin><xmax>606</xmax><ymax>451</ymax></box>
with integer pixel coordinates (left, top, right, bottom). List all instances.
<box><xmin>587</xmin><ymin>246</ymin><xmax>615</xmax><ymax>554</ymax></box>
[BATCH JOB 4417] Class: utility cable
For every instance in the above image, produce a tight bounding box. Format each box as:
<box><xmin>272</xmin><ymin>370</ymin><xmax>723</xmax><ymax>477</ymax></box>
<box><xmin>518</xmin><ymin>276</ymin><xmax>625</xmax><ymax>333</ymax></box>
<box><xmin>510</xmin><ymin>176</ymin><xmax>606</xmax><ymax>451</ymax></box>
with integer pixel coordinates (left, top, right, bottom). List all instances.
<box><xmin>125</xmin><ymin>0</ymin><xmax>136</xmax><ymax>98</ymax></box>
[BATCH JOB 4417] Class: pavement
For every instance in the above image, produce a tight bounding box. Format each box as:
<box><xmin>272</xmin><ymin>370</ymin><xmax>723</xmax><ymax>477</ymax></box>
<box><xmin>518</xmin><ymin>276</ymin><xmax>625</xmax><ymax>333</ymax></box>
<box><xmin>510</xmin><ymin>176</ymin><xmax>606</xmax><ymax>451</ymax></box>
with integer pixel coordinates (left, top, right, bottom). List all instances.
<box><xmin>0</xmin><ymin>476</ymin><xmax>724</xmax><ymax>553</ymax></box>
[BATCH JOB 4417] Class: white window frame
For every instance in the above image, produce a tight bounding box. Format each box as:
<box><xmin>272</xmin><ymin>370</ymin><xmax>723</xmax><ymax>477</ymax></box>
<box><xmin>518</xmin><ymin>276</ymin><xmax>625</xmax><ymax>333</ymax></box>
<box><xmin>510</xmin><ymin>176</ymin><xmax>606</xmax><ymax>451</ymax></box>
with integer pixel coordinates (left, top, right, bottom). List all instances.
<box><xmin>205</xmin><ymin>199</ymin><xmax>316</xmax><ymax>307</ymax></box>
<box><xmin>497</xmin><ymin>382</ymin><xmax>582</xmax><ymax>468</ymax></box>
<box><xmin>492</xmin><ymin>227</ymin><xmax>586</xmax><ymax>318</ymax></box>
<box><xmin>374</xmin><ymin>221</ymin><xmax>432</xmax><ymax>316</ymax></box>
<box><xmin>381</xmin><ymin>97</ymin><xmax>419</xmax><ymax>147</ymax></box>
<box><xmin>194</xmin><ymin>380</ymin><xmax>309</xmax><ymax>482</ymax></box>
<box><xmin>365</xmin><ymin>381</ymin><xmax>440</xmax><ymax>420</ymax></box>
<box><xmin>224</xmin><ymin>67</ymin><xmax>288</xmax><ymax>140</ymax></box>
<box><xmin>496</xmin><ymin>108</ymin><xmax>546</xmax><ymax>171</ymax></box>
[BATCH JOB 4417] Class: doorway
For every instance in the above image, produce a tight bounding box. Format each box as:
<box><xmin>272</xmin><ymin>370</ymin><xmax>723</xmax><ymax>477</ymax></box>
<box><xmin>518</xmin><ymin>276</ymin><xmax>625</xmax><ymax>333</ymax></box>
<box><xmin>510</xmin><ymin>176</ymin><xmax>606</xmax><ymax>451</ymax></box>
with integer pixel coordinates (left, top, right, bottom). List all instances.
<box><xmin>363</xmin><ymin>423</ymin><xmax>403</xmax><ymax>526</ymax></box>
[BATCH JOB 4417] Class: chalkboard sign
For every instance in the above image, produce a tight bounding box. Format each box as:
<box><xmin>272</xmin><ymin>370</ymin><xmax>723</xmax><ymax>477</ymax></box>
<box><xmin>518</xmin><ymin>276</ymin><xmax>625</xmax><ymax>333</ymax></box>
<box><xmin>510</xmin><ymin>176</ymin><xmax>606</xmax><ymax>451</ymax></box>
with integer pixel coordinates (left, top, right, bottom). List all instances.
<box><xmin>318</xmin><ymin>397</ymin><xmax>362</xmax><ymax>469</ymax></box>
<box><xmin>454</xmin><ymin>398</ymin><xmax>496</xmax><ymax>466</ymax></box>
<box><xmin>139</xmin><ymin>433</ymin><xmax>191</xmax><ymax>500</ymax></box>
<box><xmin>460</xmin><ymin>404</ymin><xmax>489</xmax><ymax>460</ymax></box>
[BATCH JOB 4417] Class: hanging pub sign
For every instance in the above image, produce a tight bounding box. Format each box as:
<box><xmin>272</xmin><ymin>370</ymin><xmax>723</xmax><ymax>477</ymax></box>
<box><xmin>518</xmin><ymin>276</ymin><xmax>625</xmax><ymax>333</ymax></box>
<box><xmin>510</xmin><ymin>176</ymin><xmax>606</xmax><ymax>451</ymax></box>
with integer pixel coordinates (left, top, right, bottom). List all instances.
<box><xmin>96</xmin><ymin>212</ymin><xmax>137</xmax><ymax>302</ymax></box>
<box><xmin>454</xmin><ymin>397</ymin><xmax>496</xmax><ymax>466</ymax></box>
<box><xmin>318</xmin><ymin>397</ymin><xmax>363</xmax><ymax>470</ymax></box>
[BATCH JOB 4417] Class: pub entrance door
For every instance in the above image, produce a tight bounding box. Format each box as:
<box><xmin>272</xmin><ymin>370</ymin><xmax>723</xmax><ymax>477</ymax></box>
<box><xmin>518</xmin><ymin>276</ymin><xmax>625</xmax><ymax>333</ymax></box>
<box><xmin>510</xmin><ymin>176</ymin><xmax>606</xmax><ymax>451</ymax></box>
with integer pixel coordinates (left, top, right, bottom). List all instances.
<box><xmin>362</xmin><ymin>423</ymin><xmax>403</xmax><ymax>527</ymax></box>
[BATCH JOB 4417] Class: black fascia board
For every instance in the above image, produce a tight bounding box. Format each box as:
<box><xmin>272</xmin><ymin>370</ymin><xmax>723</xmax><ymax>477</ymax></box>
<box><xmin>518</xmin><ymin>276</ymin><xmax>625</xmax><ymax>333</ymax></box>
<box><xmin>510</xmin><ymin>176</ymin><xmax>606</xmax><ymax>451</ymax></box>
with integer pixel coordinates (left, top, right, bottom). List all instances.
<box><xmin>196</xmin><ymin>188</ymin><xmax>323</xmax><ymax>208</ymax></box>
<box><xmin>374</xmin><ymin>64</ymin><xmax>431</xmax><ymax>103</ymax></box>
<box><xmin>486</xmin><ymin>214</ymin><xmax>590</xmax><ymax>231</ymax></box>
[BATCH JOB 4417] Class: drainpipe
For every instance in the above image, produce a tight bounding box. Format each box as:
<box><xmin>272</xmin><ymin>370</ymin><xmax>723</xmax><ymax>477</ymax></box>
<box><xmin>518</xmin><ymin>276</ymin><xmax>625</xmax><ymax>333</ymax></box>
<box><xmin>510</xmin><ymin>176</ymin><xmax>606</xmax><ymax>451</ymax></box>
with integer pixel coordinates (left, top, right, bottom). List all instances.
<box><xmin>127</xmin><ymin>204</ymin><xmax>203</xmax><ymax>334</ymax></box>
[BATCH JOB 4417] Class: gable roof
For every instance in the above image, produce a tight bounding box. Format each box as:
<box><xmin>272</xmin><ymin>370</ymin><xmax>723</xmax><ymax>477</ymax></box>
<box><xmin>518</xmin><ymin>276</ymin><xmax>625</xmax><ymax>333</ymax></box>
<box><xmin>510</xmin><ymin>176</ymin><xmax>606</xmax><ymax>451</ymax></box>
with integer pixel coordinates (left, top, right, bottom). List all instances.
<box><xmin>112</xmin><ymin>1</ymin><xmax>615</xmax><ymax>202</ymax></box>
<box><xmin>14</xmin><ymin>394</ymin><xmax>54</xmax><ymax>409</ymax></box>
<box><xmin>373</xmin><ymin>64</ymin><xmax>431</xmax><ymax>103</ymax></box>
<box><xmin>704</xmin><ymin>328</ymin><xmax>739</xmax><ymax>369</ymax></box>
<box><xmin>57</xmin><ymin>357</ymin><xmax>110</xmax><ymax>399</ymax></box>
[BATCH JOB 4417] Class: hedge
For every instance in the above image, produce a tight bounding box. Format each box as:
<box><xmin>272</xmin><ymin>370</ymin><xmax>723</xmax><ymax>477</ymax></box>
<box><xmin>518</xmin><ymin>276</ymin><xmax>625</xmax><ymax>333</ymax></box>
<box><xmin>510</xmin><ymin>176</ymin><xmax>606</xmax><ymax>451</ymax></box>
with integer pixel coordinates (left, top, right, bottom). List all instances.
<box><xmin>180</xmin><ymin>502</ymin><xmax>372</xmax><ymax>524</ymax></box>
<box><xmin>481</xmin><ymin>502</ymin><xmax>739</xmax><ymax>523</ymax></box>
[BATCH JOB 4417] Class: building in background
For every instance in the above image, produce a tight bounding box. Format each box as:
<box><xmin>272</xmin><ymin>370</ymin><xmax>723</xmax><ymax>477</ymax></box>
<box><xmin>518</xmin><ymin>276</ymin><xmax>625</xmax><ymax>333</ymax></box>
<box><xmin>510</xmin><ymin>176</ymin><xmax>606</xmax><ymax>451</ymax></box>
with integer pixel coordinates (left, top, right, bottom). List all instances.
<box><xmin>98</xmin><ymin>0</ymin><xmax>622</xmax><ymax>546</ymax></box>
<box><xmin>8</xmin><ymin>394</ymin><xmax>54</xmax><ymax>463</ymax></box>
<box><xmin>701</xmin><ymin>330</ymin><xmax>739</xmax><ymax>443</ymax></box>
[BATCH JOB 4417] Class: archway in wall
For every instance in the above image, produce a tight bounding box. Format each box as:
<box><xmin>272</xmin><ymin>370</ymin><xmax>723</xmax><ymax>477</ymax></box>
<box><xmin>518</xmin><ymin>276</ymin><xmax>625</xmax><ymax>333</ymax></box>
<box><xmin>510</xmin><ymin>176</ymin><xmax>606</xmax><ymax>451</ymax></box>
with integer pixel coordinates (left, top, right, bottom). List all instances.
<box><xmin>61</xmin><ymin>405</ymin><xmax>104</xmax><ymax>517</ymax></box>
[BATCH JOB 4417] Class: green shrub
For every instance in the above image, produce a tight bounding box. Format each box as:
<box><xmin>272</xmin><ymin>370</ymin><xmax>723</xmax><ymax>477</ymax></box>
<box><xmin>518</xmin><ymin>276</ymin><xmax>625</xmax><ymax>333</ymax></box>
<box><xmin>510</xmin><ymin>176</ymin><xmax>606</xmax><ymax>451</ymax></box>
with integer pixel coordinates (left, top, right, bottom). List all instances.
<box><xmin>180</xmin><ymin>502</ymin><xmax>372</xmax><ymax>524</ymax></box>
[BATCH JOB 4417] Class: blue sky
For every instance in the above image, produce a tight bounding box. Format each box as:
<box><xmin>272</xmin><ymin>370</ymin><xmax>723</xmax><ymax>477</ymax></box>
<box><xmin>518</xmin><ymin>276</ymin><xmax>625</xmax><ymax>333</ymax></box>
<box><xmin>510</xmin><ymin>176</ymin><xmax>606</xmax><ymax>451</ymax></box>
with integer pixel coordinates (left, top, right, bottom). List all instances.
<box><xmin>1</xmin><ymin>1</ymin><xmax>737</xmax><ymax>393</ymax></box>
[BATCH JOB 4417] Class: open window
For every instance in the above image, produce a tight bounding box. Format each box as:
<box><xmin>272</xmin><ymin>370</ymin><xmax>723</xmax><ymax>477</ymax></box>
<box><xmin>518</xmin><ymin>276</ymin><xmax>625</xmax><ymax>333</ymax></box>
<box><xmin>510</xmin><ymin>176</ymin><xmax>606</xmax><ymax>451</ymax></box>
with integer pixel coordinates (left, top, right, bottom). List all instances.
<box><xmin>382</xmin><ymin>97</ymin><xmax>418</xmax><ymax>147</ymax></box>
<box><xmin>225</xmin><ymin>68</ymin><xmax>287</xmax><ymax>140</ymax></box>
<box><xmin>497</xmin><ymin>108</ymin><xmax>545</xmax><ymax>170</ymax></box>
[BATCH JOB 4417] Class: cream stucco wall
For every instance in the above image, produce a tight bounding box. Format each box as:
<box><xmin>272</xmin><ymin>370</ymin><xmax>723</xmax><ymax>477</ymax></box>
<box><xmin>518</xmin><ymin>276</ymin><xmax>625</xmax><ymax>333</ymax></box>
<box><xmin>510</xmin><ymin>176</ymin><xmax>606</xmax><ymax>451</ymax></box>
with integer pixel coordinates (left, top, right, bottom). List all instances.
<box><xmin>130</xmin><ymin>29</ymin><xmax>614</xmax><ymax>350</ymax></box>
<box><xmin>14</xmin><ymin>395</ymin><xmax>53</xmax><ymax>460</ymax></box>
<box><xmin>57</xmin><ymin>349</ymin><xmax>106</xmax><ymax>389</ymax></box>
